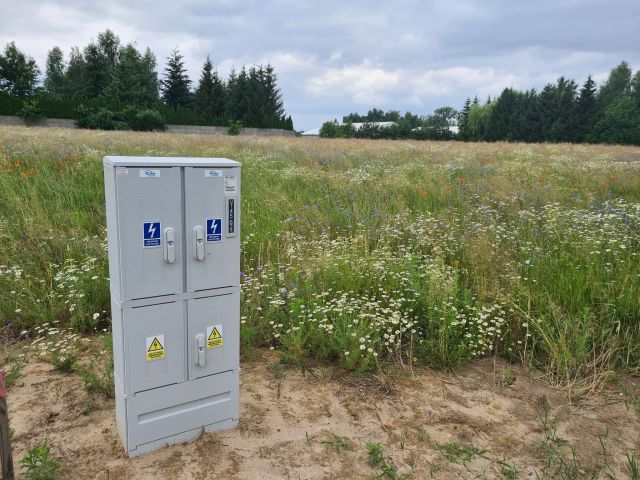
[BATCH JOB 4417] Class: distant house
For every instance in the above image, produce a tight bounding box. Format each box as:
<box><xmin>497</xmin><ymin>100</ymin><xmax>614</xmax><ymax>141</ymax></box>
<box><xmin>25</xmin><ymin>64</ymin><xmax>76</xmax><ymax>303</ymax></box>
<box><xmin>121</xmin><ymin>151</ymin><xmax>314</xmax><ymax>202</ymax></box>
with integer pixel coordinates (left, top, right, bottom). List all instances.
<box><xmin>301</xmin><ymin>121</ymin><xmax>398</xmax><ymax>136</ymax></box>
<box><xmin>301</xmin><ymin>127</ymin><xmax>322</xmax><ymax>136</ymax></box>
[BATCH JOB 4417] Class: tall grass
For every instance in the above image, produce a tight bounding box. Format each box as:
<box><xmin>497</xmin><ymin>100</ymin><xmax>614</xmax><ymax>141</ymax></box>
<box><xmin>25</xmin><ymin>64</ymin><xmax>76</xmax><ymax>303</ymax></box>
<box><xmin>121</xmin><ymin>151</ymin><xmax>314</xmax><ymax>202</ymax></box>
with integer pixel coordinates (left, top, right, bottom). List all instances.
<box><xmin>1</xmin><ymin>128</ymin><xmax>638</xmax><ymax>384</ymax></box>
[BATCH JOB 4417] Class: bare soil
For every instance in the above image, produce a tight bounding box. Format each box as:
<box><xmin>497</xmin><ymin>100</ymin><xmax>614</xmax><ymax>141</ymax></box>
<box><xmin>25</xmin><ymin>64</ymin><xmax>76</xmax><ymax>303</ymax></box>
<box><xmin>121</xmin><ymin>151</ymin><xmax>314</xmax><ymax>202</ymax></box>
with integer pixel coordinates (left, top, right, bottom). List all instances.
<box><xmin>4</xmin><ymin>349</ymin><xmax>639</xmax><ymax>479</ymax></box>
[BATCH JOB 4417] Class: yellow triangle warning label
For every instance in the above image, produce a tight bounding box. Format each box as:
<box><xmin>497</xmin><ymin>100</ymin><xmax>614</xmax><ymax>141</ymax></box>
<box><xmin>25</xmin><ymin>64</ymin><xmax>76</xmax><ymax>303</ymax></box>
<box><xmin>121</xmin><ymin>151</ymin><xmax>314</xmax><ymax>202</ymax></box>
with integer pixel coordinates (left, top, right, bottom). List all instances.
<box><xmin>207</xmin><ymin>324</ymin><xmax>223</xmax><ymax>349</ymax></box>
<box><xmin>146</xmin><ymin>335</ymin><xmax>165</xmax><ymax>361</ymax></box>
<box><xmin>148</xmin><ymin>337</ymin><xmax>163</xmax><ymax>351</ymax></box>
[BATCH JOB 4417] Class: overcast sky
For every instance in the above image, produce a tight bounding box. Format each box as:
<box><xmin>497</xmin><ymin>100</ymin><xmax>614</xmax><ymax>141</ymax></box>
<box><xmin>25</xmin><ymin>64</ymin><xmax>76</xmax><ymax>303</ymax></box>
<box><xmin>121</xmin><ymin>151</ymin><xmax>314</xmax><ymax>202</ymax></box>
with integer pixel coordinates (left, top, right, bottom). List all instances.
<box><xmin>1</xmin><ymin>0</ymin><xmax>639</xmax><ymax>130</ymax></box>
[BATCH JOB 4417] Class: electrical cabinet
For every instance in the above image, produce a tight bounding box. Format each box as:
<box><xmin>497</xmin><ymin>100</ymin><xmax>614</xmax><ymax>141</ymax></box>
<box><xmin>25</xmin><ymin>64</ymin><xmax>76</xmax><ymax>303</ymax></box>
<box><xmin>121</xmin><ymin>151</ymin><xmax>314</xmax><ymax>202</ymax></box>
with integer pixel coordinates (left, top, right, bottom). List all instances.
<box><xmin>104</xmin><ymin>156</ymin><xmax>241</xmax><ymax>457</ymax></box>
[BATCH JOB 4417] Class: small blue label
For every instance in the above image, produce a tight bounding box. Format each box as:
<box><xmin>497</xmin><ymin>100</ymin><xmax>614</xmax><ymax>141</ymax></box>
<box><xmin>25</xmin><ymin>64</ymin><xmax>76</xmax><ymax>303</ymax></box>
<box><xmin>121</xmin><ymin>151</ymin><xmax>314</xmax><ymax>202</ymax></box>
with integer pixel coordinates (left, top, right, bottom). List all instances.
<box><xmin>206</xmin><ymin>218</ymin><xmax>222</xmax><ymax>242</ymax></box>
<box><xmin>143</xmin><ymin>221</ymin><xmax>161</xmax><ymax>247</ymax></box>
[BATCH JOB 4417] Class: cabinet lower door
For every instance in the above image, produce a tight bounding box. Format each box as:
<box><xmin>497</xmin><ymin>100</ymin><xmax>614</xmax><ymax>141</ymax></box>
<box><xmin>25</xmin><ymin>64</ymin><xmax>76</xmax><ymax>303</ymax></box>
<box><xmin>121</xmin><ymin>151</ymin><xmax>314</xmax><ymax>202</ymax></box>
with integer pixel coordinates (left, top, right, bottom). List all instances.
<box><xmin>123</xmin><ymin>301</ymin><xmax>185</xmax><ymax>394</ymax></box>
<box><xmin>187</xmin><ymin>291</ymin><xmax>239</xmax><ymax>380</ymax></box>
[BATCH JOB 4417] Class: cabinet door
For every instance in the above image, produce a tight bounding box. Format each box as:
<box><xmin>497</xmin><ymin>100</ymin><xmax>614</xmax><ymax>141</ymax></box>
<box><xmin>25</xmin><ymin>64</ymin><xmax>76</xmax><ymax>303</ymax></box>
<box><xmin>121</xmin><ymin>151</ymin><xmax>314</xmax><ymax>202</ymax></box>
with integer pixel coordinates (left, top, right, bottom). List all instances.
<box><xmin>123</xmin><ymin>301</ymin><xmax>185</xmax><ymax>394</ymax></box>
<box><xmin>116</xmin><ymin>167</ymin><xmax>183</xmax><ymax>300</ymax></box>
<box><xmin>187</xmin><ymin>292</ymin><xmax>239</xmax><ymax>380</ymax></box>
<box><xmin>184</xmin><ymin>167</ymin><xmax>240</xmax><ymax>292</ymax></box>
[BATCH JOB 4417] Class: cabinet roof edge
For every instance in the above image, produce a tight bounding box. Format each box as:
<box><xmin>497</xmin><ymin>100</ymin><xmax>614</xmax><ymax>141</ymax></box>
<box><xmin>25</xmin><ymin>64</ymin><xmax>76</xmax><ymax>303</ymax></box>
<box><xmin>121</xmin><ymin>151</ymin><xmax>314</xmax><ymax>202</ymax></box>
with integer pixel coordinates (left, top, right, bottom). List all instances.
<box><xmin>103</xmin><ymin>156</ymin><xmax>241</xmax><ymax>167</ymax></box>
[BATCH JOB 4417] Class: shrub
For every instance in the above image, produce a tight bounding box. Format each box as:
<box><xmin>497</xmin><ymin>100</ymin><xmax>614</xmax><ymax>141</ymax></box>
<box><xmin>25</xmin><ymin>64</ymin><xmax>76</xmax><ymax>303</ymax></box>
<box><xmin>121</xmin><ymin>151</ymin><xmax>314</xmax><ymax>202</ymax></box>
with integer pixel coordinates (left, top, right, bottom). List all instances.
<box><xmin>228</xmin><ymin>119</ymin><xmax>242</xmax><ymax>136</ymax></box>
<box><xmin>128</xmin><ymin>109</ymin><xmax>166</xmax><ymax>131</ymax></box>
<box><xmin>18</xmin><ymin>98</ymin><xmax>44</xmax><ymax>125</ymax></box>
<box><xmin>75</xmin><ymin>107</ymin><xmax>127</xmax><ymax>131</ymax></box>
<box><xmin>319</xmin><ymin>120</ymin><xmax>341</xmax><ymax>138</ymax></box>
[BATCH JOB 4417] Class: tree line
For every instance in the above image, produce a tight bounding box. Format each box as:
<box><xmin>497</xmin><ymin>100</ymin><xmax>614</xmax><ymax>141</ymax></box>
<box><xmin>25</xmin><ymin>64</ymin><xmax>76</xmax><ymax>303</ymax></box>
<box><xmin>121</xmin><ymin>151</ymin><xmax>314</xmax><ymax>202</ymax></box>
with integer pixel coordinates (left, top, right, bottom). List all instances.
<box><xmin>320</xmin><ymin>61</ymin><xmax>640</xmax><ymax>145</ymax></box>
<box><xmin>0</xmin><ymin>30</ymin><xmax>294</xmax><ymax>131</ymax></box>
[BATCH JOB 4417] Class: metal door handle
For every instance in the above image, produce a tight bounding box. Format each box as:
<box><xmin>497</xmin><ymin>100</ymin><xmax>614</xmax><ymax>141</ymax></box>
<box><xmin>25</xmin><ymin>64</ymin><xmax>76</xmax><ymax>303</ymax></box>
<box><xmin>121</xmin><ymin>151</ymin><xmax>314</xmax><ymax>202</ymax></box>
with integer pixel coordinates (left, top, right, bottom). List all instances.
<box><xmin>164</xmin><ymin>227</ymin><xmax>176</xmax><ymax>264</ymax></box>
<box><xmin>195</xmin><ymin>333</ymin><xmax>206</xmax><ymax>367</ymax></box>
<box><xmin>193</xmin><ymin>225</ymin><xmax>205</xmax><ymax>261</ymax></box>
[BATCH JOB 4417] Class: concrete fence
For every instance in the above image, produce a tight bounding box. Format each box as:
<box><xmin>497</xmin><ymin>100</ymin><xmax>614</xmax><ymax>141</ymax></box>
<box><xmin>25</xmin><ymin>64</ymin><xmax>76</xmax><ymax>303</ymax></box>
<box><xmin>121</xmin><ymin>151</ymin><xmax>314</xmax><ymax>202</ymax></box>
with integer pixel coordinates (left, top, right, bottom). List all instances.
<box><xmin>0</xmin><ymin>115</ymin><xmax>297</xmax><ymax>137</ymax></box>
<box><xmin>0</xmin><ymin>115</ymin><xmax>76</xmax><ymax>128</ymax></box>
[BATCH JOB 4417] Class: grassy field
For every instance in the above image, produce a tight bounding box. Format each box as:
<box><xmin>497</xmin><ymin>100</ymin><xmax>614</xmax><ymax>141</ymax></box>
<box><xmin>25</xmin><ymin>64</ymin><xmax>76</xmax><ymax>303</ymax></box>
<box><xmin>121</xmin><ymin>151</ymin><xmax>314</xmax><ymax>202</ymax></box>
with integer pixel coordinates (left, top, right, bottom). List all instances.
<box><xmin>1</xmin><ymin>127</ymin><xmax>639</xmax><ymax>390</ymax></box>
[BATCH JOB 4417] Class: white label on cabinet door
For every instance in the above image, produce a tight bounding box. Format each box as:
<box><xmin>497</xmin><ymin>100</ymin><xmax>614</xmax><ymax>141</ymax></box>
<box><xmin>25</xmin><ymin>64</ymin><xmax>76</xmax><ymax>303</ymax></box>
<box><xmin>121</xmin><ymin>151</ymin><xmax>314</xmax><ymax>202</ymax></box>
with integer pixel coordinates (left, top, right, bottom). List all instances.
<box><xmin>204</xmin><ymin>169</ymin><xmax>223</xmax><ymax>177</ymax></box>
<box><xmin>139</xmin><ymin>169</ymin><xmax>160</xmax><ymax>178</ymax></box>
<box><xmin>224</xmin><ymin>176</ymin><xmax>237</xmax><ymax>193</ymax></box>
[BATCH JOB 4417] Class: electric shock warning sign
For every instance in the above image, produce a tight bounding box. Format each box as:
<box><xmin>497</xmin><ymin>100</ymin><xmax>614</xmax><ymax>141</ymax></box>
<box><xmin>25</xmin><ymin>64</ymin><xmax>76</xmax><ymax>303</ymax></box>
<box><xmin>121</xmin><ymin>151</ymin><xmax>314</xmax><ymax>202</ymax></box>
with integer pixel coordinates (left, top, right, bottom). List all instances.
<box><xmin>146</xmin><ymin>334</ymin><xmax>165</xmax><ymax>361</ymax></box>
<box><xmin>206</xmin><ymin>324</ymin><xmax>223</xmax><ymax>348</ymax></box>
<box><xmin>143</xmin><ymin>221</ymin><xmax>161</xmax><ymax>248</ymax></box>
<box><xmin>206</xmin><ymin>218</ymin><xmax>222</xmax><ymax>242</ymax></box>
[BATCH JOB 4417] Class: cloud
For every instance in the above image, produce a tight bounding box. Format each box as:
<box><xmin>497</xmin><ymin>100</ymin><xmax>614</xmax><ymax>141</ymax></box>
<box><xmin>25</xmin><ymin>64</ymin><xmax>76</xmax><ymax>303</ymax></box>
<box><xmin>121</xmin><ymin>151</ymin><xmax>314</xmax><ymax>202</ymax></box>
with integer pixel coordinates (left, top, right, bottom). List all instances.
<box><xmin>306</xmin><ymin>60</ymin><xmax>401</xmax><ymax>104</ymax></box>
<box><xmin>307</xmin><ymin>64</ymin><xmax>521</xmax><ymax>106</ymax></box>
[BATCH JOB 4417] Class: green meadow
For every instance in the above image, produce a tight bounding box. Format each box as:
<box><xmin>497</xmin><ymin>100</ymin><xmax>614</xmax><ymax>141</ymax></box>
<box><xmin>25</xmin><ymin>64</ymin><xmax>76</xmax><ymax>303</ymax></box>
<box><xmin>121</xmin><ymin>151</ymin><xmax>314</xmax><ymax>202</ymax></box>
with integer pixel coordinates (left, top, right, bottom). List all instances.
<box><xmin>1</xmin><ymin>127</ymin><xmax>639</xmax><ymax>389</ymax></box>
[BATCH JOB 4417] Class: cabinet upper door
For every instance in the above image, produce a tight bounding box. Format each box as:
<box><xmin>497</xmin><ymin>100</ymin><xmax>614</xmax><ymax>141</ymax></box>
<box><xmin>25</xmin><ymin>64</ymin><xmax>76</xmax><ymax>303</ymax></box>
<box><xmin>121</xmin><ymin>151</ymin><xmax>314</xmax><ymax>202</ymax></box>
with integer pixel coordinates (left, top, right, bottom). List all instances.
<box><xmin>116</xmin><ymin>167</ymin><xmax>183</xmax><ymax>300</ymax></box>
<box><xmin>185</xmin><ymin>167</ymin><xmax>240</xmax><ymax>292</ymax></box>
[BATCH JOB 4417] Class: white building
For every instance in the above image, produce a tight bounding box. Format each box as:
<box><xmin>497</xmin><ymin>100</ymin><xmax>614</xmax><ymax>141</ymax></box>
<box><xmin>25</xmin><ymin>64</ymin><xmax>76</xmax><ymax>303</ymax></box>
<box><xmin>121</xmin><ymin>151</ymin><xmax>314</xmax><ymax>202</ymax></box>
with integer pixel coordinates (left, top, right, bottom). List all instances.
<box><xmin>301</xmin><ymin>121</ymin><xmax>398</xmax><ymax>136</ymax></box>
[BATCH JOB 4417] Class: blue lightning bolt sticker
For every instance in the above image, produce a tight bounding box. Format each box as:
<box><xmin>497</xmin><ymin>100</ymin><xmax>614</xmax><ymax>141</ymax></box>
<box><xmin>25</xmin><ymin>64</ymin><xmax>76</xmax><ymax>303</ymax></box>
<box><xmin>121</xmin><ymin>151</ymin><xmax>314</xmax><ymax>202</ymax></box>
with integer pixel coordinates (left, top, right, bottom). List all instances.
<box><xmin>143</xmin><ymin>221</ymin><xmax>161</xmax><ymax>247</ymax></box>
<box><xmin>206</xmin><ymin>218</ymin><xmax>222</xmax><ymax>242</ymax></box>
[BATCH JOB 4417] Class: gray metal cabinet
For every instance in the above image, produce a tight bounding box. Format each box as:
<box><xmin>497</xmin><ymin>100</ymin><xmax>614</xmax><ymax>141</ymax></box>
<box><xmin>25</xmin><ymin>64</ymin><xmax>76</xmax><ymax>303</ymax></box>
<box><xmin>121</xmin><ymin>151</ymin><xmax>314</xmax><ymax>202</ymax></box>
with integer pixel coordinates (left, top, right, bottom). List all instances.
<box><xmin>104</xmin><ymin>156</ymin><xmax>241</xmax><ymax>457</ymax></box>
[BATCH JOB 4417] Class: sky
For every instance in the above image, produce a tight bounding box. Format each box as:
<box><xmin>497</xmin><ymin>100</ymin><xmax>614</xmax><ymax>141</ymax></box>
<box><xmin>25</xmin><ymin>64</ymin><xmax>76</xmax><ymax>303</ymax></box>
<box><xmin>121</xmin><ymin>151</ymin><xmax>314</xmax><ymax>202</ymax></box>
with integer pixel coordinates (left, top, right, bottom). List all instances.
<box><xmin>1</xmin><ymin>0</ymin><xmax>639</xmax><ymax>131</ymax></box>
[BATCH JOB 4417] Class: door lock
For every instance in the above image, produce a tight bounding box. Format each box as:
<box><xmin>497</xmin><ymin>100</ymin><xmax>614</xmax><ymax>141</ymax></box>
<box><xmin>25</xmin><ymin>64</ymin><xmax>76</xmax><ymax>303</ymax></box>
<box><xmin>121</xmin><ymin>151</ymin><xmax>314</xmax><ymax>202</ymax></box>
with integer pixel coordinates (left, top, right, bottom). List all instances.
<box><xmin>193</xmin><ymin>225</ymin><xmax>205</xmax><ymax>261</ymax></box>
<box><xmin>164</xmin><ymin>227</ymin><xmax>176</xmax><ymax>264</ymax></box>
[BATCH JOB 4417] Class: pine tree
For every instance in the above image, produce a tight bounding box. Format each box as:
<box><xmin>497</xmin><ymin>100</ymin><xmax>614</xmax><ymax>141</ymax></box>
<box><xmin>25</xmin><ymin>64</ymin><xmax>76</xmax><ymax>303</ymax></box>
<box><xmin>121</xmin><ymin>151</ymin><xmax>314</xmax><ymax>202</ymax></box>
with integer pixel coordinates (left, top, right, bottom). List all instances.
<box><xmin>225</xmin><ymin>67</ymin><xmax>249</xmax><ymax>122</ymax></box>
<box><xmin>245</xmin><ymin>66</ymin><xmax>268</xmax><ymax>127</ymax></box>
<box><xmin>194</xmin><ymin>56</ymin><xmax>224</xmax><ymax>120</ymax></box>
<box><xmin>225</xmin><ymin>68</ymin><xmax>238</xmax><ymax>119</ymax></box>
<box><xmin>0</xmin><ymin>42</ymin><xmax>40</xmax><ymax>97</ymax></box>
<box><xmin>285</xmin><ymin>115</ymin><xmax>294</xmax><ymax>130</ymax></box>
<box><xmin>44</xmin><ymin>46</ymin><xmax>65</xmax><ymax>95</ymax></box>
<box><xmin>458</xmin><ymin>97</ymin><xmax>471</xmax><ymax>140</ymax></box>
<box><xmin>522</xmin><ymin>89</ymin><xmax>543</xmax><ymax>142</ymax></box>
<box><xmin>574</xmin><ymin>75</ymin><xmax>598</xmax><ymax>142</ymax></box>
<box><xmin>161</xmin><ymin>48</ymin><xmax>192</xmax><ymax>108</ymax></box>
<box><xmin>263</xmin><ymin>64</ymin><xmax>284</xmax><ymax>121</ymax></box>
<box><xmin>485</xmin><ymin>88</ymin><xmax>518</xmax><ymax>141</ymax></box>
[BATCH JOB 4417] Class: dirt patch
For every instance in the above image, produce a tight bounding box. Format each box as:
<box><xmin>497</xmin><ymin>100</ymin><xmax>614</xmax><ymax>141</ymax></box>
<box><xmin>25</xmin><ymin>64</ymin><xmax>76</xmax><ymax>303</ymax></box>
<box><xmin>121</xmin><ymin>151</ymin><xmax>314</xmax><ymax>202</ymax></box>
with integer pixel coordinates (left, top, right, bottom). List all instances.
<box><xmin>4</xmin><ymin>351</ymin><xmax>640</xmax><ymax>479</ymax></box>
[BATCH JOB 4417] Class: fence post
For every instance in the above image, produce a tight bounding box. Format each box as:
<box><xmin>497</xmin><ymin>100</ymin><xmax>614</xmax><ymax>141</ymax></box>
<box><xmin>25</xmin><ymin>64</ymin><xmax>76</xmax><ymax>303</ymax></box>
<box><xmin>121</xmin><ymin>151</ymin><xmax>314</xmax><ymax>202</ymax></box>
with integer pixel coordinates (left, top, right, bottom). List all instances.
<box><xmin>0</xmin><ymin>372</ymin><xmax>14</xmax><ymax>480</ymax></box>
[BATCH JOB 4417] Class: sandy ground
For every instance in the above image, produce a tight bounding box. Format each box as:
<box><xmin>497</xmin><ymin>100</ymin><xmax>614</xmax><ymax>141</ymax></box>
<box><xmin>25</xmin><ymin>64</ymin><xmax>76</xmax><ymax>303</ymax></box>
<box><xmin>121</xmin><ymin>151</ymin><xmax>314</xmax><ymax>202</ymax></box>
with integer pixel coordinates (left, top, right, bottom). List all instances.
<box><xmin>4</xmin><ymin>349</ymin><xmax>640</xmax><ymax>479</ymax></box>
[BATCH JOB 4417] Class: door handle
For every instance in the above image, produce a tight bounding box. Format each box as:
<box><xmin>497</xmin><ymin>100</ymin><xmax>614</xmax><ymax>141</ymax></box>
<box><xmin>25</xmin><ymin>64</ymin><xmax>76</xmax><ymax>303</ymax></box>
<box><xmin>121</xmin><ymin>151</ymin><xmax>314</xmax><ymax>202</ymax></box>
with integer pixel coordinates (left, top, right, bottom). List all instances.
<box><xmin>193</xmin><ymin>225</ymin><xmax>205</xmax><ymax>261</ymax></box>
<box><xmin>195</xmin><ymin>333</ymin><xmax>206</xmax><ymax>367</ymax></box>
<box><xmin>164</xmin><ymin>227</ymin><xmax>176</xmax><ymax>264</ymax></box>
